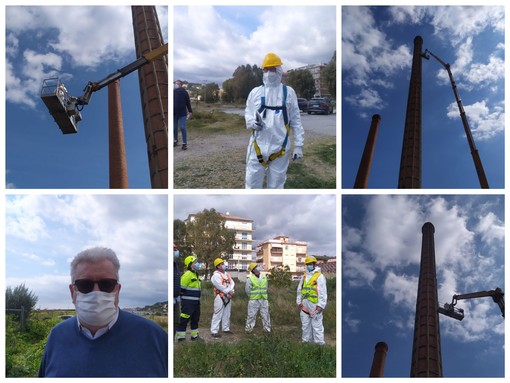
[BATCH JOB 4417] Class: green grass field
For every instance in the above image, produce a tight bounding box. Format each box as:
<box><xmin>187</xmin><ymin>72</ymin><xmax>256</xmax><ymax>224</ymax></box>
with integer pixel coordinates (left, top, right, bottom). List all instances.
<box><xmin>174</xmin><ymin>278</ymin><xmax>336</xmax><ymax>377</ymax></box>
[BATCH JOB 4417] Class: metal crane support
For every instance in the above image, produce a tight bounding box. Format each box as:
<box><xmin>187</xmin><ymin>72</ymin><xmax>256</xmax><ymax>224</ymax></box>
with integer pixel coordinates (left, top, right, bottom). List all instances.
<box><xmin>422</xmin><ymin>49</ymin><xmax>490</xmax><ymax>189</ymax></box>
<box><xmin>40</xmin><ymin>43</ymin><xmax>168</xmax><ymax>134</ymax></box>
<box><xmin>439</xmin><ymin>287</ymin><xmax>505</xmax><ymax>321</ymax></box>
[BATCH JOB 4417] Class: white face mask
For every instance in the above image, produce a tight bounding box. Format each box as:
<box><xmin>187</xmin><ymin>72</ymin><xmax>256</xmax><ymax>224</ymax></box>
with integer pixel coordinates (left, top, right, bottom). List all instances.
<box><xmin>174</xmin><ymin>83</ymin><xmax>179</xmax><ymax>89</ymax></box>
<box><xmin>75</xmin><ymin>291</ymin><xmax>117</xmax><ymax>327</ymax></box>
<box><xmin>263</xmin><ymin>71</ymin><xmax>280</xmax><ymax>86</ymax></box>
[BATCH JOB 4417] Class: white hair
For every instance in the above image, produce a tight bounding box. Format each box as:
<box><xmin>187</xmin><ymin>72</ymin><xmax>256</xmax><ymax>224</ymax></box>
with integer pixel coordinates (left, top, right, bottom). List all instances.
<box><xmin>70</xmin><ymin>247</ymin><xmax>120</xmax><ymax>281</ymax></box>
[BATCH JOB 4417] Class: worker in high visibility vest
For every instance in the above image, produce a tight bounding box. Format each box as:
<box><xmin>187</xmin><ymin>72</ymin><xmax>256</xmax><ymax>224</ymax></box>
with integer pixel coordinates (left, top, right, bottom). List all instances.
<box><xmin>244</xmin><ymin>52</ymin><xmax>304</xmax><ymax>189</ymax></box>
<box><xmin>210</xmin><ymin>258</ymin><xmax>235</xmax><ymax>338</ymax></box>
<box><xmin>176</xmin><ymin>256</ymin><xmax>202</xmax><ymax>341</ymax></box>
<box><xmin>245</xmin><ymin>262</ymin><xmax>271</xmax><ymax>333</ymax></box>
<box><xmin>296</xmin><ymin>255</ymin><xmax>327</xmax><ymax>345</ymax></box>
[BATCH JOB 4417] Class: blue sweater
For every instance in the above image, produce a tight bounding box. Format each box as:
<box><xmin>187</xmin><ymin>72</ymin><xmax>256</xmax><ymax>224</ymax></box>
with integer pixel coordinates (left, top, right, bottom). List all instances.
<box><xmin>39</xmin><ymin>310</ymin><xmax>168</xmax><ymax>377</ymax></box>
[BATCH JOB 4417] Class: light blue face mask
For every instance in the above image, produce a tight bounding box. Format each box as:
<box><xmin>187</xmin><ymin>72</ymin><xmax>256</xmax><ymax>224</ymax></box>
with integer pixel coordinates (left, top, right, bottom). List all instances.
<box><xmin>306</xmin><ymin>265</ymin><xmax>314</xmax><ymax>272</ymax></box>
<box><xmin>173</xmin><ymin>250</ymin><xmax>180</xmax><ymax>259</ymax></box>
<box><xmin>194</xmin><ymin>262</ymin><xmax>201</xmax><ymax>271</ymax></box>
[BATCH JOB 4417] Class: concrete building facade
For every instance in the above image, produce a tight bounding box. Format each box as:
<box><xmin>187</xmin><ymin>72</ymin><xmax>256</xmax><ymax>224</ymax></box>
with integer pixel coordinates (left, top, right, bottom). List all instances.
<box><xmin>292</xmin><ymin>63</ymin><xmax>329</xmax><ymax>98</ymax></box>
<box><xmin>221</xmin><ymin>213</ymin><xmax>256</xmax><ymax>271</ymax></box>
<box><xmin>256</xmin><ymin>236</ymin><xmax>308</xmax><ymax>274</ymax></box>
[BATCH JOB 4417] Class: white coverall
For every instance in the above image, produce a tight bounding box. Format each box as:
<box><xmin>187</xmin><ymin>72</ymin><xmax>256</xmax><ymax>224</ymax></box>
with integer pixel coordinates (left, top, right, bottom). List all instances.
<box><xmin>245</xmin><ymin>274</ymin><xmax>271</xmax><ymax>332</ymax></box>
<box><xmin>210</xmin><ymin>269</ymin><xmax>235</xmax><ymax>334</ymax></box>
<box><xmin>296</xmin><ymin>266</ymin><xmax>327</xmax><ymax>345</ymax></box>
<box><xmin>244</xmin><ymin>68</ymin><xmax>305</xmax><ymax>189</ymax></box>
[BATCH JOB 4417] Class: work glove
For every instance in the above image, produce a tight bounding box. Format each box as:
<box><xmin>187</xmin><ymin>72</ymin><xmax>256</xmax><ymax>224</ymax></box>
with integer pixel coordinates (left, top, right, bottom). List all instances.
<box><xmin>293</xmin><ymin>146</ymin><xmax>303</xmax><ymax>161</ymax></box>
<box><xmin>251</xmin><ymin>112</ymin><xmax>266</xmax><ymax>131</ymax></box>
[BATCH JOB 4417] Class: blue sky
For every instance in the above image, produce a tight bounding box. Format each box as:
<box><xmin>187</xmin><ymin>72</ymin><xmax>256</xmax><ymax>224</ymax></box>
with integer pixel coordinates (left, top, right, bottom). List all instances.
<box><xmin>5</xmin><ymin>194</ymin><xmax>168</xmax><ymax>310</ymax></box>
<box><xmin>342</xmin><ymin>195</ymin><xmax>504</xmax><ymax>377</ymax></box>
<box><xmin>174</xmin><ymin>6</ymin><xmax>336</xmax><ymax>85</ymax></box>
<box><xmin>173</xmin><ymin>194</ymin><xmax>336</xmax><ymax>258</ymax></box>
<box><xmin>5</xmin><ymin>6</ymin><xmax>168</xmax><ymax>189</ymax></box>
<box><xmin>342</xmin><ymin>6</ymin><xmax>504</xmax><ymax>189</ymax></box>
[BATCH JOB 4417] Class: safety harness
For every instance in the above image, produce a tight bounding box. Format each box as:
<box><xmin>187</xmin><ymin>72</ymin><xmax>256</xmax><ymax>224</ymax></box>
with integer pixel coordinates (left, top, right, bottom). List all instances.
<box><xmin>253</xmin><ymin>85</ymin><xmax>291</xmax><ymax>167</ymax></box>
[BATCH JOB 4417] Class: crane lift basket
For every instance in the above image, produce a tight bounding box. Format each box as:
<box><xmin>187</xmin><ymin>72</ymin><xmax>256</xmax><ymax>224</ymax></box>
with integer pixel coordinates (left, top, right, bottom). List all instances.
<box><xmin>40</xmin><ymin>43</ymin><xmax>168</xmax><ymax>135</ymax></box>
<box><xmin>41</xmin><ymin>78</ymin><xmax>82</xmax><ymax>134</ymax></box>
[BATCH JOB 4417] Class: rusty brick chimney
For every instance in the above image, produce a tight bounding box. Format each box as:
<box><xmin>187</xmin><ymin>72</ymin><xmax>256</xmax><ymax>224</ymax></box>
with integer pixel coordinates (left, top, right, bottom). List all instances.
<box><xmin>369</xmin><ymin>341</ymin><xmax>389</xmax><ymax>377</ymax></box>
<box><xmin>354</xmin><ymin>114</ymin><xmax>381</xmax><ymax>188</ymax></box>
<box><xmin>398</xmin><ymin>36</ymin><xmax>424</xmax><ymax>188</ymax></box>
<box><xmin>131</xmin><ymin>6</ymin><xmax>168</xmax><ymax>189</ymax></box>
<box><xmin>410</xmin><ymin>222</ymin><xmax>443</xmax><ymax>377</ymax></box>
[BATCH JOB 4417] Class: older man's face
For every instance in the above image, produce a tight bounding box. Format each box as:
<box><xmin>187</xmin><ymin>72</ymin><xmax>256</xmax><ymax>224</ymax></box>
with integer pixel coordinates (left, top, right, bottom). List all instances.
<box><xmin>69</xmin><ymin>259</ymin><xmax>121</xmax><ymax>308</ymax></box>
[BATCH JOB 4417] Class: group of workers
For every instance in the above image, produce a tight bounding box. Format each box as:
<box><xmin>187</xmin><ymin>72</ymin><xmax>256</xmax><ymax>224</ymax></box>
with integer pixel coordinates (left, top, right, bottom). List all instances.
<box><xmin>173</xmin><ymin>244</ymin><xmax>327</xmax><ymax>345</ymax></box>
<box><xmin>173</xmin><ymin>52</ymin><xmax>305</xmax><ymax>189</ymax></box>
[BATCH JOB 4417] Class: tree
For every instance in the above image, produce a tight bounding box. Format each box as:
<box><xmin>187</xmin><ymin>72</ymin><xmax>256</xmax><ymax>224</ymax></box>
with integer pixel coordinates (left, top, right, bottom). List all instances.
<box><xmin>225</xmin><ymin>64</ymin><xmax>263</xmax><ymax>102</ymax></box>
<box><xmin>322</xmin><ymin>51</ymin><xmax>336</xmax><ymax>99</ymax></box>
<box><xmin>6</xmin><ymin>283</ymin><xmax>38</xmax><ymax>320</ymax></box>
<box><xmin>185</xmin><ymin>209</ymin><xmax>236</xmax><ymax>278</ymax></box>
<box><xmin>287</xmin><ymin>69</ymin><xmax>316</xmax><ymax>99</ymax></box>
<box><xmin>222</xmin><ymin>78</ymin><xmax>235</xmax><ymax>103</ymax></box>
<box><xmin>267</xmin><ymin>265</ymin><xmax>292</xmax><ymax>287</ymax></box>
<box><xmin>204</xmin><ymin>82</ymin><xmax>220</xmax><ymax>103</ymax></box>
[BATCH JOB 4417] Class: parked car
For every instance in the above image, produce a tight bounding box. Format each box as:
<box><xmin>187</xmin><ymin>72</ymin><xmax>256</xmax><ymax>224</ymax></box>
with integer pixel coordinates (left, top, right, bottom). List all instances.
<box><xmin>307</xmin><ymin>97</ymin><xmax>334</xmax><ymax>115</ymax></box>
<box><xmin>297</xmin><ymin>98</ymin><xmax>308</xmax><ymax>112</ymax></box>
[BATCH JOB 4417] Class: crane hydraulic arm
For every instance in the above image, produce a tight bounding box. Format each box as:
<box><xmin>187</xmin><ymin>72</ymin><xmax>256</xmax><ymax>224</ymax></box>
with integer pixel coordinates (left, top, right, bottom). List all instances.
<box><xmin>439</xmin><ymin>287</ymin><xmax>504</xmax><ymax>321</ymax></box>
<box><xmin>77</xmin><ymin>43</ymin><xmax>168</xmax><ymax>106</ymax></box>
<box><xmin>41</xmin><ymin>43</ymin><xmax>168</xmax><ymax>134</ymax></box>
<box><xmin>453</xmin><ymin>287</ymin><xmax>504</xmax><ymax>318</ymax></box>
<box><xmin>422</xmin><ymin>49</ymin><xmax>489</xmax><ymax>189</ymax></box>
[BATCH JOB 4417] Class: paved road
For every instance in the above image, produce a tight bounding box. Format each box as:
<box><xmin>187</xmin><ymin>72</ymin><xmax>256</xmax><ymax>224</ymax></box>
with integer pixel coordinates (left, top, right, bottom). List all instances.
<box><xmin>223</xmin><ymin>108</ymin><xmax>336</xmax><ymax>137</ymax></box>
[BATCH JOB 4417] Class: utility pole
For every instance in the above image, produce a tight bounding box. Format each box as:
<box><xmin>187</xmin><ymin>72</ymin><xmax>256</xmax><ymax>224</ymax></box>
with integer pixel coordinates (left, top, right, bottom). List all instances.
<box><xmin>423</xmin><ymin>49</ymin><xmax>489</xmax><ymax>189</ymax></box>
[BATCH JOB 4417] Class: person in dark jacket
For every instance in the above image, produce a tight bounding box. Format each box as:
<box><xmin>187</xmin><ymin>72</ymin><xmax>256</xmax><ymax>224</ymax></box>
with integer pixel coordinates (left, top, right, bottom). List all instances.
<box><xmin>173</xmin><ymin>80</ymin><xmax>193</xmax><ymax>150</ymax></box>
<box><xmin>173</xmin><ymin>243</ymin><xmax>181</xmax><ymax>337</ymax></box>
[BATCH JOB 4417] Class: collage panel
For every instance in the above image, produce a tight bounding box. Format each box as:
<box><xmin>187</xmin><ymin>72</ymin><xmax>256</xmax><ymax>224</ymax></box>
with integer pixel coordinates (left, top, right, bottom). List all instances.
<box><xmin>5</xmin><ymin>194</ymin><xmax>169</xmax><ymax>377</ymax></box>
<box><xmin>342</xmin><ymin>6</ymin><xmax>504</xmax><ymax>189</ymax></box>
<box><xmin>342</xmin><ymin>194</ymin><xmax>504</xmax><ymax>377</ymax></box>
<box><xmin>173</xmin><ymin>5</ymin><xmax>336</xmax><ymax>189</ymax></box>
<box><xmin>5</xmin><ymin>5</ymin><xmax>168</xmax><ymax>189</ymax></box>
<box><xmin>173</xmin><ymin>194</ymin><xmax>337</xmax><ymax>377</ymax></box>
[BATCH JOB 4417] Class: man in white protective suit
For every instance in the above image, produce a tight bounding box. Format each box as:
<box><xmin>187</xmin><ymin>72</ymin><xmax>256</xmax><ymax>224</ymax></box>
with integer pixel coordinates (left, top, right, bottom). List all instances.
<box><xmin>296</xmin><ymin>256</ymin><xmax>327</xmax><ymax>345</ymax></box>
<box><xmin>245</xmin><ymin>263</ymin><xmax>271</xmax><ymax>333</ymax></box>
<box><xmin>210</xmin><ymin>258</ymin><xmax>235</xmax><ymax>338</ymax></box>
<box><xmin>244</xmin><ymin>52</ymin><xmax>305</xmax><ymax>189</ymax></box>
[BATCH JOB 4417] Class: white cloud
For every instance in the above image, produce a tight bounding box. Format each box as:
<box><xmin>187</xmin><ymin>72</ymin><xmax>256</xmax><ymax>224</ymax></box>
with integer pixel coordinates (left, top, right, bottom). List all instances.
<box><xmin>6</xmin><ymin>6</ymin><xmax>165</xmax><ymax>108</ymax></box>
<box><xmin>446</xmin><ymin>100</ymin><xmax>504</xmax><ymax>141</ymax></box>
<box><xmin>343</xmin><ymin>250</ymin><xmax>377</xmax><ymax>287</ymax></box>
<box><xmin>475</xmin><ymin>211</ymin><xmax>504</xmax><ymax>246</ymax></box>
<box><xmin>6</xmin><ymin>195</ymin><xmax>168</xmax><ymax>309</ymax></box>
<box><xmin>343</xmin><ymin>195</ymin><xmax>504</xmax><ymax>343</ymax></box>
<box><xmin>174</xmin><ymin>6</ymin><xmax>335</xmax><ymax>84</ymax></box>
<box><xmin>383</xmin><ymin>271</ymin><xmax>418</xmax><ymax>310</ymax></box>
<box><xmin>342</xmin><ymin>7</ymin><xmax>412</xmax><ymax>89</ymax></box>
<box><xmin>344</xmin><ymin>88</ymin><xmax>384</xmax><ymax>110</ymax></box>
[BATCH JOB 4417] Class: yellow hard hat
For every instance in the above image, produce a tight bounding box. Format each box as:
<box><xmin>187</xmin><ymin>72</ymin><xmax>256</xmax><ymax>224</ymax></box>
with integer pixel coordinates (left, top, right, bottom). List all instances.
<box><xmin>305</xmin><ymin>256</ymin><xmax>317</xmax><ymax>264</ymax></box>
<box><xmin>261</xmin><ymin>52</ymin><xmax>283</xmax><ymax>69</ymax></box>
<box><xmin>184</xmin><ymin>255</ymin><xmax>197</xmax><ymax>268</ymax></box>
<box><xmin>214</xmin><ymin>258</ymin><xmax>224</xmax><ymax>267</ymax></box>
<box><xmin>248</xmin><ymin>262</ymin><xmax>258</xmax><ymax>272</ymax></box>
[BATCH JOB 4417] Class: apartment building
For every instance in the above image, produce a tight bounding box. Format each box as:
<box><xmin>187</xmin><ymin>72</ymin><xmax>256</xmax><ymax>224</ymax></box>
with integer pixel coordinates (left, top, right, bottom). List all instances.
<box><xmin>256</xmin><ymin>235</ymin><xmax>308</xmax><ymax>274</ymax></box>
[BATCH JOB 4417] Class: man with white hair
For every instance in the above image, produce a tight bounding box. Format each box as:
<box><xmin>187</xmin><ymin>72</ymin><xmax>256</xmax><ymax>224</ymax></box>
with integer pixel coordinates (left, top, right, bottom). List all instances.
<box><xmin>244</xmin><ymin>52</ymin><xmax>304</xmax><ymax>189</ymax></box>
<box><xmin>39</xmin><ymin>247</ymin><xmax>168</xmax><ymax>377</ymax></box>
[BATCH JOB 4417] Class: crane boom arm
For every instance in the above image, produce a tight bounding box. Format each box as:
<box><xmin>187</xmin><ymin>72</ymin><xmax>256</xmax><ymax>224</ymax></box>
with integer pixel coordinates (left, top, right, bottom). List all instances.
<box><xmin>453</xmin><ymin>288</ymin><xmax>504</xmax><ymax>317</ymax></box>
<box><xmin>77</xmin><ymin>43</ymin><xmax>168</xmax><ymax>106</ymax></box>
<box><xmin>423</xmin><ymin>48</ymin><xmax>489</xmax><ymax>188</ymax></box>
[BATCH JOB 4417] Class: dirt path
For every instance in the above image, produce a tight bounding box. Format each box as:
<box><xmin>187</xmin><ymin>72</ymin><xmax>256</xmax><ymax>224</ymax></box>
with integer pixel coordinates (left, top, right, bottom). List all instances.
<box><xmin>172</xmin><ymin>129</ymin><xmax>330</xmax><ymax>189</ymax></box>
<box><xmin>174</xmin><ymin>324</ymin><xmax>336</xmax><ymax>347</ymax></box>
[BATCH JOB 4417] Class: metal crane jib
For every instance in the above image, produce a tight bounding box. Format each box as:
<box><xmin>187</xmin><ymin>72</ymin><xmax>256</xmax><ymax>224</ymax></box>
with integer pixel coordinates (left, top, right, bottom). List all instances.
<box><xmin>40</xmin><ymin>43</ymin><xmax>168</xmax><ymax>135</ymax></box>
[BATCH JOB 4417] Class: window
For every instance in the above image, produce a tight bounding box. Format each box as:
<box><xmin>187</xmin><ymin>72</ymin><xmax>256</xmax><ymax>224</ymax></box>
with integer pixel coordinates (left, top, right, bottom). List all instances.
<box><xmin>242</xmin><ymin>242</ymin><xmax>247</xmax><ymax>250</ymax></box>
<box><xmin>242</xmin><ymin>232</ymin><xmax>248</xmax><ymax>239</ymax></box>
